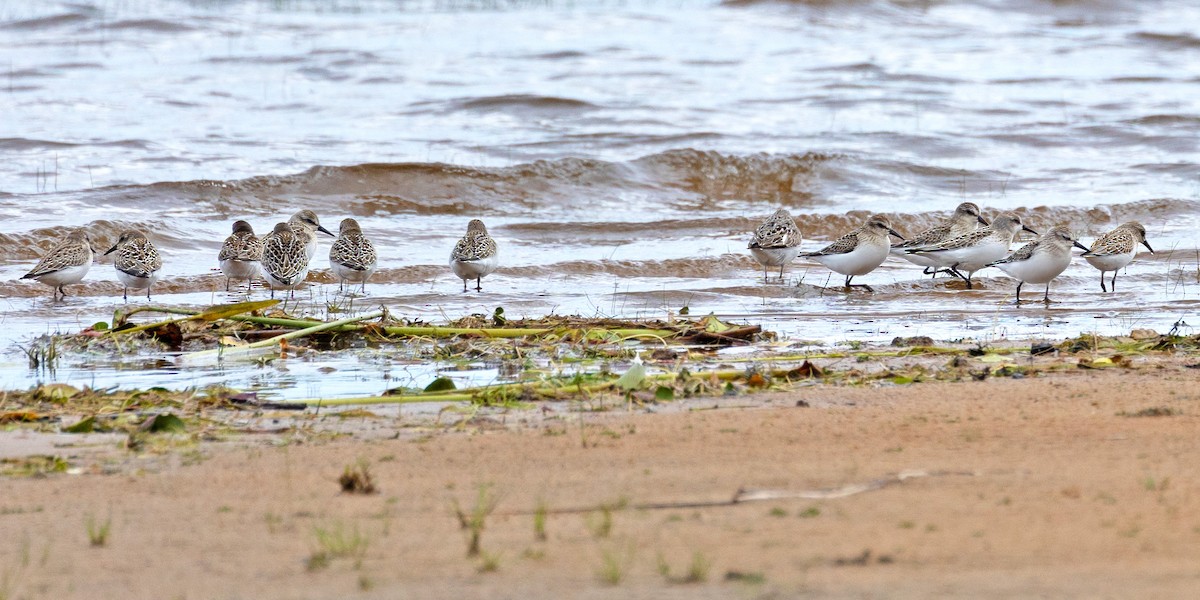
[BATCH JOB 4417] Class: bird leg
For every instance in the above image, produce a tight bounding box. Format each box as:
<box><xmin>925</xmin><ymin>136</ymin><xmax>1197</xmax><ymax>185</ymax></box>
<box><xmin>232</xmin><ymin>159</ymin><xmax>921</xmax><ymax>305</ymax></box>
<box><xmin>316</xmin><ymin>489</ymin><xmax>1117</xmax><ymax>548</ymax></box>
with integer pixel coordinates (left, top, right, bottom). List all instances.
<box><xmin>475</xmin><ymin>278</ymin><xmax>482</xmax><ymax>292</ymax></box>
<box><xmin>1043</xmin><ymin>283</ymin><xmax>1051</xmax><ymax>304</ymax></box>
<box><xmin>1014</xmin><ymin>281</ymin><xmax>1023</xmax><ymax>305</ymax></box>
<box><xmin>842</xmin><ymin>275</ymin><xmax>874</xmax><ymax>292</ymax></box>
<box><xmin>1100</xmin><ymin>271</ymin><xmax>1108</xmax><ymax>292</ymax></box>
<box><xmin>1110</xmin><ymin>272</ymin><xmax>1118</xmax><ymax>292</ymax></box>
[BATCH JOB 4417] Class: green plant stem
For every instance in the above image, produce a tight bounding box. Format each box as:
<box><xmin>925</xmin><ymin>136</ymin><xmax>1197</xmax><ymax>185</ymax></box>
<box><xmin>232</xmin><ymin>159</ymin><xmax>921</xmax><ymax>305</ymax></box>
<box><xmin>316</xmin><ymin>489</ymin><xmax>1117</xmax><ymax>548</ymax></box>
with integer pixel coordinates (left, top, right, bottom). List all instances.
<box><xmin>110</xmin><ymin>300</ymin><xmax>281</xmax><ymax>335</ymax></box>
<box><xmin>118</xmin><ymin>306</ymin><xmax>677</xmax><ymax>339</ymax></box>
<box><xmin>178</xmin><ymin>311</ymin><xmax>385</xmax><ymax>365</ymax></box>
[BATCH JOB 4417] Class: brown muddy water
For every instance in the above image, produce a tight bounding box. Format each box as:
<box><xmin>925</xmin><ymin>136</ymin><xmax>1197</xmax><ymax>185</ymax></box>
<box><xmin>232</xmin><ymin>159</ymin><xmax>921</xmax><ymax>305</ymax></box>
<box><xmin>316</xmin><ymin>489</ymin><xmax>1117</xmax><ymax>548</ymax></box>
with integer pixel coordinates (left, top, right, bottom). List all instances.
<box><xmin>2</xmin><ymin>0</ymin><xmax>1200</xmax><ymax>399</ymax></box>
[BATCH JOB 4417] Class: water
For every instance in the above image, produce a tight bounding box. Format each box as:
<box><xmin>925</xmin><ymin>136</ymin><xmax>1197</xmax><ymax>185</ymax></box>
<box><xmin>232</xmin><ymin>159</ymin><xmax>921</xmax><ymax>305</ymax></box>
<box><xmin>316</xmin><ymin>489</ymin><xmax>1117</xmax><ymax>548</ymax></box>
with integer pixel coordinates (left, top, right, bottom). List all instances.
<box><xmin>3</xmin><ymin>0</ymin><xmax>1200</xmax><ymax>398</ymax></box>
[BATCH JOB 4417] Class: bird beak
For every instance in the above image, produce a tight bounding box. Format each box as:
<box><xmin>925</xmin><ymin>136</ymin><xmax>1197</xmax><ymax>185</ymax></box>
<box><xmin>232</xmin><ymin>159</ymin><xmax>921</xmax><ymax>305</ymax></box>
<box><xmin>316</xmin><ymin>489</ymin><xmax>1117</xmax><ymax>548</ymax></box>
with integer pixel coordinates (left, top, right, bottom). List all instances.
<box><xmin>1073</xmin><ymin>241</ymin><xmax>1090</xmax><ymax>252</ymax></box>
<box><xmin>318</xmin><ymin>225</ymin><xmax>335</xmax><ymax>236</ymax></box>
<box><xmin>976</xmin><ymin>215</ymin><xmax>990</xmax><ymax>225</ymax></box>
<box><xmin>1022</xmin><ymin>226</ymin><xmax>1039</xmax><ymax>235</ymax></box>
<box><xmin>887</xmin><ymin>227</ymin><xmax>905</xmax><ymax>241</ymax></box>
<box><xmin>104</xmin><ymin>244</ymin><xmax>119</xmax><ymax>255</ymax></box>
<box><xmin>1142</xmin><ymin>241</ymin><xmax>1154</xmax><ymax>254</ymax></box>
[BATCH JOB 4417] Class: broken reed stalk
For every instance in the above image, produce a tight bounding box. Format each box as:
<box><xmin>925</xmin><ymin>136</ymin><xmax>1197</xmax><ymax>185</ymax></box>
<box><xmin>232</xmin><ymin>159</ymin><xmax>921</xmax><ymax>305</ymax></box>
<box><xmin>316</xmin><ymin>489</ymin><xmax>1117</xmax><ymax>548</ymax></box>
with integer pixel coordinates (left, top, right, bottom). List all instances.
<box><xmin>178</xmin><ymin>310</ymin><xmax>386</xmax><ymax>366</ymax></box>
<box><xmin>110</xmin><ymin>300</ymin><xmax>281</xmax><ymax>335</ymax></box>
<box><xmin>119</xmin><ymin>306</ymin><xmax>678</xmax><ymax>340</ymax></box>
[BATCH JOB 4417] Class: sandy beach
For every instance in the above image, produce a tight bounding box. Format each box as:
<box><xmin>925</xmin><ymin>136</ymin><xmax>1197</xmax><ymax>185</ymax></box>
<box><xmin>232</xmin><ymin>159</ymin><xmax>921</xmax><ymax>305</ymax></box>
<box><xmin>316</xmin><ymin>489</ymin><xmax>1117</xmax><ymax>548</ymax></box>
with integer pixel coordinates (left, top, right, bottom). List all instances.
<box><xmin>3</xmin><ymin>365</ymin><xmax>1199</xmax><ymax>599</ymax></box>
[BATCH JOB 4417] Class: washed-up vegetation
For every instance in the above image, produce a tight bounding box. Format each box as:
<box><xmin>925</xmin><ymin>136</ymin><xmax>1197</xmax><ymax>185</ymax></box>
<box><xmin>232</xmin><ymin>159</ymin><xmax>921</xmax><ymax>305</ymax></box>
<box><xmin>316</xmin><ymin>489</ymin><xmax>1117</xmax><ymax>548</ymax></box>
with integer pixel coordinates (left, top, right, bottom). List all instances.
<box><xmin>3</xmin><ymin>302</ymin><xmax>1199</xmax><ymax>477</ymax></box>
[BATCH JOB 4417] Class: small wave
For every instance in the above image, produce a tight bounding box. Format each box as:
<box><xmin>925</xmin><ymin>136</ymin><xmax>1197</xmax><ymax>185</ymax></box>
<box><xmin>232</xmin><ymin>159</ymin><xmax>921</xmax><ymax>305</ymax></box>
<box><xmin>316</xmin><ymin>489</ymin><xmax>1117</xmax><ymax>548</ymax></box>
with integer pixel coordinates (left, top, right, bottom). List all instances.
<box><xmin>1122</xmin><ymin>114</ymin><xmax>1200</xmax><ymax>126</ymax></box>
<box><xmin>48</xmin><ymin>62</ymin><xmax>103</xmax><ymax>70</ymax></box>
<box><xmin>205</xmin><ymin>55</ymin><xmax>306</xmax><ymax>65</ymax></box>
<box><xmin>0</xmin><ymin>138</ymin><xmax>80</xmax><ymax>151</ymax></box>
<box><xmin>1</xmin><ymin>12</ymin><xmax>91</xmax><ymax>30</ymax></box>
<box><xmin>811</xmin><ymin>61</ymin><xmax>884</xmax><ymax>74</ymax></box>
<box><xmin>7</xmin><ymin>68</ymin><xmax>56</xmax><ymax>79</ymax></box>
<box><xmin>60</xmin><ymin>150</ymin><xmax>840</xmax><ymax>219</ymax></box>
<box><xmin>634</xmin><ymin>149</ymin><xmax>840</xmax><ymax>201</ymax></box>
<box><xmin>453</xmin><ymin>94</ymin><xmax>598</xmax><ymax>113</ymax></box>
<box><xmin>297</xmin><ymin>67</ymin><xmax>351</xmax><ymax>82</ymax></box>
<box><xmin>90</xmin><ymin>19</ymin><xmax>195</xmax><ymax>33</ymax></box>
<box><xmin>1131</xmin><ymin>31</ymin><xmax>1200</xmax><ymax>49</ymax></box>
<box><xmin>504</xmin><ymin>255</ymin><xmax>751</xmax><ymax>280</ymax></box>
<box><xmin>522</xmin><ymin>50</ymin><xmax>586</xmax><ymax>60</ymax></box>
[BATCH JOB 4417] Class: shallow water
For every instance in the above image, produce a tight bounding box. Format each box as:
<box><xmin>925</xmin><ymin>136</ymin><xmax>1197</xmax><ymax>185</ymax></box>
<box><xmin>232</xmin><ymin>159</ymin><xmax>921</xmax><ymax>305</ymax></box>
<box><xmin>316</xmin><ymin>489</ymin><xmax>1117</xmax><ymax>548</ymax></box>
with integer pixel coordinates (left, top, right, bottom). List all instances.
<box><xmin>3</xmin><ymin>0</ymin><xmax>1200</xmax><ymax>398</ymax></box>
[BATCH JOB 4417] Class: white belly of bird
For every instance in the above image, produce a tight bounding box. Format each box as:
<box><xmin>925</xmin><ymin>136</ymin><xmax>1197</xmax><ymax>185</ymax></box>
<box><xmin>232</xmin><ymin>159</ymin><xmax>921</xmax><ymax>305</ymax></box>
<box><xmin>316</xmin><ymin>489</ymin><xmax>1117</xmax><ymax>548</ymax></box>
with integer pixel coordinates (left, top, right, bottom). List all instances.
<box><xmin>892</xmin><ymin>248</ymin><xmax>941</xmax><ymax>269</ymax></box>
<box><xmin>304</xmin><ymin>238</ymin><xmax>317</xmax><ymax>262</ymax></box>
<box><xmin>811</xmin><ymin>243</ymin><xmax>889</xmax><ymax>276</ymax></box>
<box><xmin>220</xmin><ymin>259</ymin><xmax>260</xmax><ymax>281</ymax></box>
<box><xmin>926</xmin><ymin>239</ymin><xmax>1010</xmax><ymax>274</ymax></box>
<box><xmin>1084</xmin><ymin>249</ymin><xmax>1135</xmax><ymax>272</ymax></box>
<box><xmin>451</xmin><ymin>254</ymin><xmax>499</xmax><ymax>280</ymax></box>
<box><xmin>264</xmin><ymin>266</ymin><xmax>309</xmax><ymax>289</ymax></box>
<box><xmin>117</xmin><ymin>269</ymin><xmax>159</xmax><ymax>290</ymax></box>
<box><xmin>750</xmin><ymin>246</ymin><xmax>801</xmax><ymax>267</ymax></box>
<box><xmin>331</xmin><ymin>262</ymin><xmax>375</xmax><ymax>284</ymax></box>
<box><xmin>995</xmin><ymin>251</ymin><xmax>1071</xmax><ymax>284</ymax></box>
<box><xmin>33</xmin><ymin>263</ymin><xmax>91</xmax><ymax>287</ymax></box>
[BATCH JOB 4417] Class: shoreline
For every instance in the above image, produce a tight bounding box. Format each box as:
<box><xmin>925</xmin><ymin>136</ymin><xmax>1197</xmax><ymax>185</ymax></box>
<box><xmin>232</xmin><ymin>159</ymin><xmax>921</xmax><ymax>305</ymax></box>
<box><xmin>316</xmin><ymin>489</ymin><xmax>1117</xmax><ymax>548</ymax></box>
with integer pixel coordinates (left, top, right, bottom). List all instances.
<box><xmin>2</xmin><ymin>352</ymin><xmax>1200</xmax><ymax>597</ymax></box>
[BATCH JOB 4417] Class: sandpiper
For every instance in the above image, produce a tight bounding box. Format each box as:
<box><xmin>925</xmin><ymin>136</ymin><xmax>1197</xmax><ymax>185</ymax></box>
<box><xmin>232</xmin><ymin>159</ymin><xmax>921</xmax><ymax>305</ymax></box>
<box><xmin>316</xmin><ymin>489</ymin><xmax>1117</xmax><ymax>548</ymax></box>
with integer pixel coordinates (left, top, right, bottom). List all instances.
<box><xmin>287</xmin><ymin>209</ymin><xmax>334</xmax><ymax>261</ymax></box>
<box><xmin>989</xmin><ymin>225</ymin><xmax>1089</xmax><ymax>304</ymax></box>
<box><xmin>218</xmin><ymin>220</ymin><xmax>264</xmax><ymax>292</ymax></box>
<box><xmin>105</xmin><ymin>230</ymin><xmax>163</xmax><ymax>301</ymax></box>
<box><xmin>450</xmin><ymin>219</ymin><xmax>499</xmax><ymax>292</ymax></box>
<box><xmin>328</xmin><ymin>218</ymin><xmax>377</xmax><ymax>293</ymax></box>
<box><xmin>261</xmin><ymin>222</ymin><xmax>310</xmax><ymax>298</ymax></box>
<box><xmin>891</xmin><ymin>202</ymin><xmax>989</xmax><ymax>276</ymax></box>
<box><xmin>800</xmin><ymin>214</ymin><xmax>904</xmax><ymax>292</ymax></box>
<box><xmin>748</xmin><ymin>208</ymin><xmax>803</xmax><ymax>283</ymax></box>
<box><xmin>20</xmin><ymin>228</ymin><xmax>94</xmax><ymax>300</ymax></box>
<box><xmin>1081</xmin><ymin>221</ymin><xmax>1154</xmax><ymax>292</ymax></box>
<box><xmin>906</xmin><ymin>212</ymin><xmax>1038</xmax><ymax>289</ymax></box>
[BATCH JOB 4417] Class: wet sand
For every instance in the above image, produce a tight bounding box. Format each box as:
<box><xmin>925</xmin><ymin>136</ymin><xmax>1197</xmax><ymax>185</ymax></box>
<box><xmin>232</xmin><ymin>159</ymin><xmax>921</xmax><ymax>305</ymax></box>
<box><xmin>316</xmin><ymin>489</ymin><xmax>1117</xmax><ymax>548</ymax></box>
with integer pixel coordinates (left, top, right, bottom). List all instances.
<box><xmin>3</xmin><ymin>368</ymin><xmax>1199</xmax><ymax>598</ymax></box>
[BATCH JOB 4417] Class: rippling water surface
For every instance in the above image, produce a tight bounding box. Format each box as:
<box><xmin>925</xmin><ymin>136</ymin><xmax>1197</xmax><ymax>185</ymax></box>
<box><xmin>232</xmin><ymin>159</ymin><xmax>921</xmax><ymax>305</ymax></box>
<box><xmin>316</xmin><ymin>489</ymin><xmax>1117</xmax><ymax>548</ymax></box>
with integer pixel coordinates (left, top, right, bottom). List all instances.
<box><xmin>3</xmin><ymin>0</ymin><xmax>1200</xmax><ymax>397</ymax></box>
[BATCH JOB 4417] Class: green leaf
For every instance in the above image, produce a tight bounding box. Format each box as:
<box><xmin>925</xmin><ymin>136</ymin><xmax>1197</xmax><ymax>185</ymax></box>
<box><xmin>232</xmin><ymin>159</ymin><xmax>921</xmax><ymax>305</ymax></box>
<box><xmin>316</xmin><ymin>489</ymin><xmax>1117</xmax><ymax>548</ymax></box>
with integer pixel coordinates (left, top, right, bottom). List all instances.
<box><xmin>654</xmin><ymin>386</ymin><xmax>675</xmax><ymax>401</ymax></box>
<box><xmin>91</xmin><ymin>321</ymin><xmax>110</xmax><ymax>331</ymax></box>
<box><xmin>424</xmin><ymin>377</ymin><xmax>457</xmax><ymax>392</ymax></box>
<box><xmin>890</xmin><ymin>375</ymin><xmax>914</xmax><ymax>385</ymax></box>
<box><xmin>193</xmin><ymin>299</ymin><xmax>281</xmax><ymax>322</ymax></box>
<box><xmin>700</xmin><ymin>314</ymin><xmax>732</xmax><ymax>333</ymax></box>
<box><xmin>64</xmin><ymin>416</ymin><xmax>95</xmax><ymax>433</ymax></box>
<box><xmin>616</xmin><ymin>362</ymin><xmax>646</xmax><ymax>392</ymax></box>
<box><xmin>37</xmin><ymin>384</ymin><xmax>79</xmax><ymax>402</ymax></box>
<box><xmin>144</xmin><ymin>413</ymin><xmax>186</xmax><ymax>433</ymax></box>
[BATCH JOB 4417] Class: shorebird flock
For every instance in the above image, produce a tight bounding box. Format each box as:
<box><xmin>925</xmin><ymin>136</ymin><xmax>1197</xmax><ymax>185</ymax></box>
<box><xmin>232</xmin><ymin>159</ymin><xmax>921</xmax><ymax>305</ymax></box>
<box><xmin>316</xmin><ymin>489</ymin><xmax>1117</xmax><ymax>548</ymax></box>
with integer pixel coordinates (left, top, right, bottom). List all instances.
<box><xmin>748</xmin><ymin>203</ymin><xmax>1154</xmax><ymax>304</ymax></box>
<box><xmin>19</xmin><ymin>211</ymin><xmax>499</xmax><ymax>301</ymax></box>
<box><xmin>20</xmin><ymin>203</ymin><xmax>1152</xmax><ymax>305</ymax></box>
